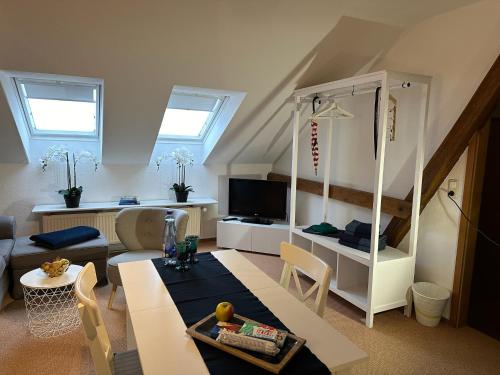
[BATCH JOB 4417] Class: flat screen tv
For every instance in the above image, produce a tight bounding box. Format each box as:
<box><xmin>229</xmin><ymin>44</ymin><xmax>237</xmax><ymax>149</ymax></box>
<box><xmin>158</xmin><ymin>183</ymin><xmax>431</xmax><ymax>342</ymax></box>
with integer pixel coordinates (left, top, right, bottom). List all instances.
<box><xmin>228</xmin><ymin>178</ymin><xmax>288</xmax><ymax>220</ymax></box>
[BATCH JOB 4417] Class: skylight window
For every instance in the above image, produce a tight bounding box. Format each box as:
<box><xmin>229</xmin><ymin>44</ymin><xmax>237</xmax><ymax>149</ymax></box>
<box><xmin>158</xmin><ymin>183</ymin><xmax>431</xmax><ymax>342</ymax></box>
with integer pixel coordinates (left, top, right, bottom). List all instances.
<box><xmin>159</xmin><ymin>91</ymin><xmax>224</xmax><ymax>140</ymax></box>
<box><xmin>14</xmin><ymin>78</ymin><xmax>101</xmax><ymax>138</ymax></box>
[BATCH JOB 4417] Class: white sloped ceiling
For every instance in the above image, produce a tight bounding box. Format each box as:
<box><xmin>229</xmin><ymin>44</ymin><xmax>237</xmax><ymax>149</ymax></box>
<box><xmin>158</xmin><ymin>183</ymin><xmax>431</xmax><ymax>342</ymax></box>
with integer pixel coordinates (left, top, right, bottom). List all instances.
<box><xmin>0</xmin><ymin>0</ymin><xmax>479</xmax><ymax>165</ymax></box>
<box><xmin>0</xmin><ymin>90</ymin><xmax>28</xmax><ymax>163</ymax></box>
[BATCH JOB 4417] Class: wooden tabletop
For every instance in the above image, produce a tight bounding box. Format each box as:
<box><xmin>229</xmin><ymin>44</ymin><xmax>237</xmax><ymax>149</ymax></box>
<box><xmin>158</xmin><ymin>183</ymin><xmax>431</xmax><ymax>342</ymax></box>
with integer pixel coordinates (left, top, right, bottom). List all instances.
<box><xmin>119</xmin><ymin>250</ymin><xmax>367</xmax><ymax>374</ymax></box>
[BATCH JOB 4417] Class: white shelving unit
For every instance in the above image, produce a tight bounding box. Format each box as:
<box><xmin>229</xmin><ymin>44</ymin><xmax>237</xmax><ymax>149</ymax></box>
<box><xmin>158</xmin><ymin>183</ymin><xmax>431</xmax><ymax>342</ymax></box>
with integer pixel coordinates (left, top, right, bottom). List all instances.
<box><xmin>289</xmin><ymin>70</ymin><xmax>430</xmax><ymax>327</ymax></box>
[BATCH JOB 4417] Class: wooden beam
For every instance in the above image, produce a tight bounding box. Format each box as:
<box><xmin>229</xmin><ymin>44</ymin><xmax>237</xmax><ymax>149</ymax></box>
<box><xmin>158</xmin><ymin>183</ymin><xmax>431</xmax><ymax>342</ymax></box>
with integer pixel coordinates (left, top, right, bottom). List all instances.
<box><xmin>384</xmin><ymin>54</ymin><xmax>500</xmax><ymax>246</ymax></box>
<box><xmin>267</xmin><ymin>172</ymin><xmax>412</xmax><ymax>219</ymax></box>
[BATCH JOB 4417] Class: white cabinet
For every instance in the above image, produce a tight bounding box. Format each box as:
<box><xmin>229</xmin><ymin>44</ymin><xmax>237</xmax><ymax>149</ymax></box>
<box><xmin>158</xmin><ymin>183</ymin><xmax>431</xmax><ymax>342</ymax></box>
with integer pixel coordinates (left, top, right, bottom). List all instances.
<box><xmin>217</xmin><ymin>221</ymin><xmax>252</xmax><ymax>251</ymax></box>
<box><xmin>251</xmin><ymin>225</ymin><xmax>289</xmax><ymax>255</ymax></box>
<box><xmin>217</xmin><ymin>221</ymin><xmax>289</xmax><ymax>255</ymax></box>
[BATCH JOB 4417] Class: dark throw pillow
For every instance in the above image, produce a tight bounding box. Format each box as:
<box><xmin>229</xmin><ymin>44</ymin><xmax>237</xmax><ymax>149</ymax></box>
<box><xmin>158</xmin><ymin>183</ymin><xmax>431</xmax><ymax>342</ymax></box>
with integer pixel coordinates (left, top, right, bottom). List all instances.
<box><xmin>30</xmin><ymin>226</ymin><xmax>100</xmax><ymax>250</ymax></box>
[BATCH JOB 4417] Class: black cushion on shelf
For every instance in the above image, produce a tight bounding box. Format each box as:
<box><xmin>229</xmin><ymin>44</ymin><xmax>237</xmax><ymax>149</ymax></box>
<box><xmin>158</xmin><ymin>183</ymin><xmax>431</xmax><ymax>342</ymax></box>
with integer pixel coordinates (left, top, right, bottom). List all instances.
<box><xmin>344</xmin><ymin>220</ymin><xmax>373</xmax><ymax>239</ymax></box>
<box><xmin>29</xmin><ymin>226</ymin><xmax>100</xmax><ymax>250</ymax></box>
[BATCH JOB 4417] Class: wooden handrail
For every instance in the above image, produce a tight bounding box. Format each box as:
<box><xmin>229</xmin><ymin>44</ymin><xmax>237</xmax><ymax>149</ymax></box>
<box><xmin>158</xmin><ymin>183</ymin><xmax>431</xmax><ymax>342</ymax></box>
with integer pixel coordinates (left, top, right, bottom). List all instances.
<box><xmin>383</xmin><ymin>54</ymin><xmax>500</xmax><ymax>246</ymax></box>
<box><xmin>267</xmin><ymin>172</ymin><xmax>412</xmax><ymax>219</ymax></box>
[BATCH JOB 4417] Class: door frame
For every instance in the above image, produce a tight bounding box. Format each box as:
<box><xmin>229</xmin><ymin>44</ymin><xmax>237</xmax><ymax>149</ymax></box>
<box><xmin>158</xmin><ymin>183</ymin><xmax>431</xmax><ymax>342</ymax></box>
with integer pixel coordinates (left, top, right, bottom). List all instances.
<box><xmin>450</xmin><ymin>120</ymin><xmax>491</xmax><ymax>327</ymax></box>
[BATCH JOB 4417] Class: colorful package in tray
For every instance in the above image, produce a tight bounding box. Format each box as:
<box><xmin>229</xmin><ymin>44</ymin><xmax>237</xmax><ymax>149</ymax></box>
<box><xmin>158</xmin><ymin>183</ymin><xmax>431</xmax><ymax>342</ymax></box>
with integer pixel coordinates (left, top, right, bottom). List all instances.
<box><xmin>210</xmin><ymin>321</ymin><xmax>241</xmax><ymax>338</ymax></box>
<box><xmin>239</xmin><ymin>321</ymin><xmax>287</xmax><ymax>348</ymax></box>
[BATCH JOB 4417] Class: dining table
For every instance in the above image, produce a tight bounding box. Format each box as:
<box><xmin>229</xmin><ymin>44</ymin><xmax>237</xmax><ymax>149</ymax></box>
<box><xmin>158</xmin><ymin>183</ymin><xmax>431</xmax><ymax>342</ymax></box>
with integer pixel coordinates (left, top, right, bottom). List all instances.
<box><xmin>119</xmin><ymin>249</ymin><xmax>367</xmax><ymax>374</ymax></box>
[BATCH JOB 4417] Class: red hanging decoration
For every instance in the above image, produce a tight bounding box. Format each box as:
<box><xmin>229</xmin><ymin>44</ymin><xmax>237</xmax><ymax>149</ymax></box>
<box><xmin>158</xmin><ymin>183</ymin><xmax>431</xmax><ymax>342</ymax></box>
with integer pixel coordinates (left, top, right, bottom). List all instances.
<box><xmin>311</xmin><ymin>120</ymin><xmax>319</xmax><ymax>175</ymax></box>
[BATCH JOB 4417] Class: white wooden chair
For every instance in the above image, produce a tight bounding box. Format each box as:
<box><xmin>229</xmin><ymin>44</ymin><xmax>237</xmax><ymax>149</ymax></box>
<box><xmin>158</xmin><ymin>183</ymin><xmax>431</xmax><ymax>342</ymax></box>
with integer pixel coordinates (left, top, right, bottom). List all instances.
<box><xmin>279</xmin><ymin>242</ymin><xmax>332</xmax><ymax>317</ymax></box>
<box><xmin>75</xmin><ymin>262</ymin><xmax>142</xmax><ymax>375</ymax></box>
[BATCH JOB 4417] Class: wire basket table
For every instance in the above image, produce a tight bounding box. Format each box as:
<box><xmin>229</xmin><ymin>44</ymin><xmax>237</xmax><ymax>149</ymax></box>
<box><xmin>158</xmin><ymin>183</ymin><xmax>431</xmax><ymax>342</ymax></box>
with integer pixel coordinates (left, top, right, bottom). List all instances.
<box><xmin>20</xmin><ymin>264</ymin><xmax>83</xmax><ymax>338</ymax></box>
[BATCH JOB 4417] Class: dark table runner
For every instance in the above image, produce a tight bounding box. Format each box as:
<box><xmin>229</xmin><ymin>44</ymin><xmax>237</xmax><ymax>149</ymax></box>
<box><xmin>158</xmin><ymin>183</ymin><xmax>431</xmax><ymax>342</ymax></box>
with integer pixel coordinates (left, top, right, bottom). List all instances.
<box><xmin>151</xmin><ymin>253</ymin><xmax>330</xmax><ymax>374</ymax></box>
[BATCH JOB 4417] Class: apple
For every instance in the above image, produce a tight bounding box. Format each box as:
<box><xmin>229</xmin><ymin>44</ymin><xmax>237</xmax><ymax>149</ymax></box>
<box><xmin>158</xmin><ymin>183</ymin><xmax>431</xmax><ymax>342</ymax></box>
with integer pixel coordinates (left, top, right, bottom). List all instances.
<box><xmin>215</xmin><ymin>302</ymin><xmax>234</xmax><ymax>322</ymax></box>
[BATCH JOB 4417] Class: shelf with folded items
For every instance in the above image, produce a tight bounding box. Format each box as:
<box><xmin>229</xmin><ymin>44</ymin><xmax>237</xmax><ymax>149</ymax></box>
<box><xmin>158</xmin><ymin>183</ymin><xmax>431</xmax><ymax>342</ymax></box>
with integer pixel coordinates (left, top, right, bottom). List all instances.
<box><xmin>291</xmin><ymin>227</ymin><xmax>410</xmax><ymax>266</ymax></box>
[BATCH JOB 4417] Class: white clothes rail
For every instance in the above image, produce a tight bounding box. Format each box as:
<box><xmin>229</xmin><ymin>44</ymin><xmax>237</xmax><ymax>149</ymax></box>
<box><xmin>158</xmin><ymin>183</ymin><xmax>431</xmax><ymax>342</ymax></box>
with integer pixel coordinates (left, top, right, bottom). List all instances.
<box><xmin>288</xmin><ymin>70</ymin><xmax>431</xmax><ymax>328</ymax></box>
<box><xmin>296</xmin><ymin>83</ymin><xmax>412</xmax><ymax>103</ymax></box>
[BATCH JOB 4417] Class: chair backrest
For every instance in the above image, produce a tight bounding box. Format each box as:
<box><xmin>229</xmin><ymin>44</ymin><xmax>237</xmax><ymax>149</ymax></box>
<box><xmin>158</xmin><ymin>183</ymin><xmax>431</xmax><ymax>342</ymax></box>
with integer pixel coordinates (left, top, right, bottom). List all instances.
<box><xmin>279</xmin><ymin>242</ymin><xmax>332</xmax><ymax>317</ymax></box>
<box><xmin>115</xmin><ymin>207</ymin><xmax>189</xmax><ymax>250</ymax></box>
<box><xmin>75</xmin><ymin>262</ymin><xmax>113</xmax><ymax>375</ymax></box>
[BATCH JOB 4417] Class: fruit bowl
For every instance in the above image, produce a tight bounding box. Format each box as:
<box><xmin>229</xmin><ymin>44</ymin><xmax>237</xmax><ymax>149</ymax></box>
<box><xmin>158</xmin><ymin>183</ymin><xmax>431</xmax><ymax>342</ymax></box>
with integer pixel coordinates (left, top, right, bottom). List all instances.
<box><xmin>40</xmin><ymin>257</ymin><xmax>70</xmax><ymax>278</ymax></box>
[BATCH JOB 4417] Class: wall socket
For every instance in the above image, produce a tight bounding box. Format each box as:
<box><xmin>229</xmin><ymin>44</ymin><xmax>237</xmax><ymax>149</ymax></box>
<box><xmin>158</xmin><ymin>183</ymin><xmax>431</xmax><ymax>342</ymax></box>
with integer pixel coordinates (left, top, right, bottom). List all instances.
<box><xmin>448</xmin><ymin>179</ymin><xmax>458</xmax><ymax>195</ymax></box>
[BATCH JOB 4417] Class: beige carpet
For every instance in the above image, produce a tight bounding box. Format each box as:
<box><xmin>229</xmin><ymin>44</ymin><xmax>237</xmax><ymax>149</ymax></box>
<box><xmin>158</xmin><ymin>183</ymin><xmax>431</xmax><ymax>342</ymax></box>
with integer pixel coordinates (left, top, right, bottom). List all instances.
<box><xmin>1</xmin><ymin>241</ymin><xmax>499</xmax><ymax>374</ymax></box>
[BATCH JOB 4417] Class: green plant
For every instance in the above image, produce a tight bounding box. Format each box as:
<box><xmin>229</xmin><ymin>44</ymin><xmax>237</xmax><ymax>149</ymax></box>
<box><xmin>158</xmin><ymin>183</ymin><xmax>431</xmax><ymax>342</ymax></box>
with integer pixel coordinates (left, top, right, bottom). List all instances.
<box><xmin>170</xmin><ymin>182</ymin><xmax>194</xmax><ymax>193</ymax></box>
<box><xmin>60</xmin><ymin>185</ymin><xmax>83</xmax><ymax>197</ymax></box>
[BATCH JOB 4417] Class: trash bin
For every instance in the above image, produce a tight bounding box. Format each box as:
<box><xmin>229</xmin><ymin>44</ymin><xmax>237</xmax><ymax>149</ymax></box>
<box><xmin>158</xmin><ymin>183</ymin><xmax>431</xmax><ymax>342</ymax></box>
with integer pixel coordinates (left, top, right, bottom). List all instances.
<box><xmin>412</xmin><ymin>282</ymin><xmax>450</xmax><ymax>327</ymax></box>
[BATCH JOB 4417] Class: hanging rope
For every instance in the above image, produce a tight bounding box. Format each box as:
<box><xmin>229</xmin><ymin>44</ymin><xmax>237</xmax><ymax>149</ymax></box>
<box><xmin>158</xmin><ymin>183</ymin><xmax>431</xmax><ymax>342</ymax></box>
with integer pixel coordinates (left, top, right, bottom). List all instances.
<box><xmin>311</xmin><ymin>95</ymin><xmax>320</xmax><ymax>175</ymax></box>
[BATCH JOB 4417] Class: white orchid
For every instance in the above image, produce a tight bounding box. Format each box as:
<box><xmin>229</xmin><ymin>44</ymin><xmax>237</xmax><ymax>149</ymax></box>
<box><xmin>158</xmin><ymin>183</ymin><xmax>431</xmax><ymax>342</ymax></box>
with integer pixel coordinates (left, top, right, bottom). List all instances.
<box><xmin>155</xmin><ymin>147</ymin><xmax>195</xmax><ymax>194</ymax></box>
<box><xmin>155</xmin><ymin>147</ymin><xmax>194</xmax><ymax>171</ymax></box>
<box><xmin>169</xmin><ymin>147</ymin><xmax>194</xmax><ymax>167</ymax></box>
<box><xmin>40</xmin><ymin>145</ymin><xmax>69</xmax><ymax>172</ymax></box>
<box><xmin>75</xmin><ymin>150</ymin><xmax>99</xmax><ymax>172</ymax></box>
<box><xmin>155</xmin><ymin>154</ymin><xmax>166</xmax><ymax>171</ymax></box>
<box><xmin>40</xmin><ymin>146</ymin><xmax>99</xmax><ymax>193</ymax></box>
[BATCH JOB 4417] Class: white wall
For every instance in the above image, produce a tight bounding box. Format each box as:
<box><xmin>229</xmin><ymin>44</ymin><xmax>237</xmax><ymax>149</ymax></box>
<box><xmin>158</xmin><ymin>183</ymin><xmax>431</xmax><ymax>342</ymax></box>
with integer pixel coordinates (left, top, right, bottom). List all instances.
<box><xmin>0</xmin><ymin>161</ymin><xmax>272</xmax><ymax>238</ymax></box>
<box><xmin>399</xmin><ymin>152</ymin><xmax>468</xmax><ymax>318</ymax></box>
<box><xmin>0</xmin><ymin>126</ymin><xmax>272</xmax><ymax>238</ymax></box>
<box><xmin>274</xmin><ymin>86</ymin><xmax>422</xmax><ymax>229</ymax></box>
<box><xmin>374</xmin><ymin>0</ymin><xmax>500</xmax><ymax>318</ymax></box>
<box><xmin>274</xmin><ymin>0</ymin><xmax>500</xmax><ymax>318</ymax></box>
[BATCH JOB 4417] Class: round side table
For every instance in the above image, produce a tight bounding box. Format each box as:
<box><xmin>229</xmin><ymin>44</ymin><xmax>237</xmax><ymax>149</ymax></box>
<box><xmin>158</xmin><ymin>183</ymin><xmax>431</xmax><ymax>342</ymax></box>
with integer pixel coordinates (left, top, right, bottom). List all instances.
<box><xmin>20</xmin><ymin>264</ymin><xmax>83</xmax><ymax>338</ymax></box>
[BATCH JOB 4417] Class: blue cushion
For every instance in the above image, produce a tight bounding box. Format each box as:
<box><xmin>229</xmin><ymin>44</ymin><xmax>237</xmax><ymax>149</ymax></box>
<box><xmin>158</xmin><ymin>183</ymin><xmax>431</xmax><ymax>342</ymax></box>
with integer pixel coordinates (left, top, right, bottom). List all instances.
<box><xmin>29</xmin><ymin>226</ymin><xmax>100</xmax><ymax>250</ymax></box>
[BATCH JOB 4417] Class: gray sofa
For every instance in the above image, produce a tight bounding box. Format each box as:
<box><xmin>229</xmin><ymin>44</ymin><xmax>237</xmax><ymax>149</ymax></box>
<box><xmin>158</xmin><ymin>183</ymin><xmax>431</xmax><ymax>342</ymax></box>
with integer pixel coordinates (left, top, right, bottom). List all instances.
<box><xmin>10</xmin><ymin>235</ymin><xmax>109</xmax><ymax>300</ymax></box>
<box><xmin>0</xmin><ymin>216</ymin><xmax>109</xmax><ymax>301</ymax></box>
<box><xmin>0</xmin><ymin>216</ymin><xmax>15</xmax><ymax>306</ymax></box>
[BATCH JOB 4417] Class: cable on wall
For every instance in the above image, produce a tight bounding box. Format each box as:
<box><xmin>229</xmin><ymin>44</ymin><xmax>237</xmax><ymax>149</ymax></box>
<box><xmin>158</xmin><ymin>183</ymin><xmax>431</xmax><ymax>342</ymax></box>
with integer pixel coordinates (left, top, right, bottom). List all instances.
<box><xmin>447</xmin><ymin>191</ymin><xmax>500</xmax><ymax>249</ymax></box>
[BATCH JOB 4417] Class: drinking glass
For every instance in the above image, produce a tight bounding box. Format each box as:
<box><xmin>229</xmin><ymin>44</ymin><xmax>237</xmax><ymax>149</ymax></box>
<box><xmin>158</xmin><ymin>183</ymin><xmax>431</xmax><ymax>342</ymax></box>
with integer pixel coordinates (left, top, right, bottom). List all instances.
<box><xmin>175</xmin><ymin>240</ymin><xmax>190</xmax><ymax>272</ymax></box>
<box><xmin>186</xmin><ymin>235</ymin><xmax>199</xmax><ymax>264</ymax></box>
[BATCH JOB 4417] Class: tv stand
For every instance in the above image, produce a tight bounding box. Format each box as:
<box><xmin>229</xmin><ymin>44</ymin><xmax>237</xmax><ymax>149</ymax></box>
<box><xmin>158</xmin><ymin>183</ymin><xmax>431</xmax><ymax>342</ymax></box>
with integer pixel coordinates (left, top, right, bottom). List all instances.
<box><xmin>217</xmin><ymin>220</ymin><xmax>289</xmax><ymax>255</ymax></box>
<box><xmin>240</xmin><ymin>217</ymin><xmax>274</xmax><ymax>225</ymax></box>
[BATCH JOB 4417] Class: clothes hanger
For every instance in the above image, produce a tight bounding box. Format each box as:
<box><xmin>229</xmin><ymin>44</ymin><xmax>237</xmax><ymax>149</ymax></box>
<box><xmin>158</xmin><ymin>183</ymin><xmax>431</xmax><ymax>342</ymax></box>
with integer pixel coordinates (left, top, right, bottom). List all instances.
<box><xmin>312</xmin><ymin>95</ymin><xmax>321</xmax><ymax>114</ymax></box>
<box><xmin>309</xmin><ymin>100</ymin><xmax>354</xmax><ymax>120</ymax></box>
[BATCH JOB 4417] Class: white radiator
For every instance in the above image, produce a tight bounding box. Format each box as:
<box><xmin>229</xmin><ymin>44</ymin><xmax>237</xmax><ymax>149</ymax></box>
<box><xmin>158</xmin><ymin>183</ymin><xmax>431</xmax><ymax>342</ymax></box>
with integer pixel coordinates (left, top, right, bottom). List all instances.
<box><xmin>41</xmin><ymin>207</ymin><xmax>202</xmax><ymax>245</ymax></box>
<box><xmin>42</xmin><ymin>212</ymin><xmax>121</xmax><ymax>244</ymax></box>
<box><xmin>183</xmin><ymin>207</ymin><xmax>201</xmax><ymax>237</ymax></box>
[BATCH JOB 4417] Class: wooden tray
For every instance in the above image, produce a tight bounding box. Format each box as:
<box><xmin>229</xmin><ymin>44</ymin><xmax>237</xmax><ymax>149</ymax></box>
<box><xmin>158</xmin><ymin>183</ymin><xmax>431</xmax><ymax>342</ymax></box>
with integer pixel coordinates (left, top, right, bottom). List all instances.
<box><xmin>186</xmin><ymin>313</ymin><xmax>306</xmax><ymax>374</ymax></box>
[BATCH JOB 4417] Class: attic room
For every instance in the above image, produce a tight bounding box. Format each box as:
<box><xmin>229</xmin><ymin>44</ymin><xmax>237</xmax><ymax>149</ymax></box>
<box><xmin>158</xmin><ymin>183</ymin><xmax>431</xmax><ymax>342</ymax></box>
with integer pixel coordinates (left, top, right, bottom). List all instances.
<box><xmin>0</xmin><ymin>0</ymin><xmax>499</xmax><ymax>374</ymax></box>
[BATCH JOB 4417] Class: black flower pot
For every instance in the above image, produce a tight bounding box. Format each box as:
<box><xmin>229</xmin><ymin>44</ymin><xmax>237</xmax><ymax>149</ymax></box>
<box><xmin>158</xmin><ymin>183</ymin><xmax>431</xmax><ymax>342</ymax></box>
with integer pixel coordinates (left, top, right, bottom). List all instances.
<box><xmin>175</xmin><ymin>191</ymin><xmax>189</xmax><ymax>203</ymax></box>
<box><xmin>64</xmin><ymin>190</ymin><xmax>81</xmax><ymax>208</ymax></box>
